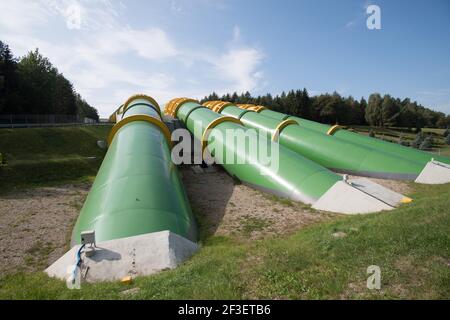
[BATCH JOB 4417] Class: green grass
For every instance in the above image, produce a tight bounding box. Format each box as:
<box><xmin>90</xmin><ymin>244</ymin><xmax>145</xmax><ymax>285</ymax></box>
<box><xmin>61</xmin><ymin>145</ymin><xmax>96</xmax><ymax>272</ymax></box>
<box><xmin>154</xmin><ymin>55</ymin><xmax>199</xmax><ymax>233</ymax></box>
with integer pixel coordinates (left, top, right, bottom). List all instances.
<box><xmin>0</xmin><ymin>182</ymin><xmax>448</xmax><ymax>299</ymax></box>
<box><xmin>0</xmin><ymin>126</ymin><xmax>111</xmax><ymax>194</ymax></box>
<box><xmin>0</xmin><ymin>125</ymin><xmax>449</xmax><ymax>299</ymax></box>
<box><xmin>241</xmin><ymin>216</ymin><xmax>270</xmax><ymax>236</ymax></box>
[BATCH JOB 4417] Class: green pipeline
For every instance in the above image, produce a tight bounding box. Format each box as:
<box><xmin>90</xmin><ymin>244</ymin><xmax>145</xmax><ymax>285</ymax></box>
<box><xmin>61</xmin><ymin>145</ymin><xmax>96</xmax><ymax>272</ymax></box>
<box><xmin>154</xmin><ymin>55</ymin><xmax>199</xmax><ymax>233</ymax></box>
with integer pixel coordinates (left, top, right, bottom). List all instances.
<box><xmin>71</xmin><ymin>95</ymin><xmax>196</xmax><ymax>245</ymax></box>
<box><xmin>165</xmin><ymin>98</ymin><xmax>341</xmax><ymax>204</ymax></box>
<box><xmin>259</xmin><ymin>108</ymin><xmax>450</xmax><ymax>166</ymax></box>
<box><xmin>211</xmin><ymin>103</ymin><xmax>425</xmax><ymax>180</ymax></box>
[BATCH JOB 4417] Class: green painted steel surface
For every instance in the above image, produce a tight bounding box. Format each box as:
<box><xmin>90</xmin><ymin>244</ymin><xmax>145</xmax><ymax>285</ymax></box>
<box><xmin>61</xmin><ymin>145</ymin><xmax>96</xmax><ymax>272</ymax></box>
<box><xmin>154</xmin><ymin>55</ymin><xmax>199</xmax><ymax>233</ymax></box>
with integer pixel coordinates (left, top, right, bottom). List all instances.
<box><xmin>71</xmin><ymin>97</ymin><xmax>196</xmax><ymax>245</ymax></box>
<box><xmin>220</xmin><ymin>105</ymin><xmax>425</xmax><ymax>179</ymax></box>
<box><xmin>173</xmin><ymin>101</ymin><xmax>340</xmax><ymax>203</ymax></box>
<box><xmin>259</xmin><ymin>109</ymin><xmax>450</xmax><ymax>166</ymax></box>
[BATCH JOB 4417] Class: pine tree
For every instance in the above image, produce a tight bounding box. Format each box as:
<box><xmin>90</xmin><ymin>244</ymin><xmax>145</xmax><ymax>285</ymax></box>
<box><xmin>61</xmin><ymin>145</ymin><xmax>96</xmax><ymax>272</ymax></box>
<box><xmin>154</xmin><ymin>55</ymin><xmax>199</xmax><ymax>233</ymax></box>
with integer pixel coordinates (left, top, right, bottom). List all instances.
<box><xmin>365</xmin><ymin>93</ymin><xmax>383</xmax><ymax>126</ymax></box>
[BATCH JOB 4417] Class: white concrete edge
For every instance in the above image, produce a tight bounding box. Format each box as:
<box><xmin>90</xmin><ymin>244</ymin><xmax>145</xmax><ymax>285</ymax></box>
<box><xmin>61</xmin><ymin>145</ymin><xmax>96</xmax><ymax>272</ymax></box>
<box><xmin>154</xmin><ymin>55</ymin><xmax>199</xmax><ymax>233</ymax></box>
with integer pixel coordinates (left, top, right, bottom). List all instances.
<box><xmin>312</xmin><ymin>180</ymin><xmax>394</xmax><ymax>214</ymax></box>
<box><xmin>45</xmin><ymin>230</ymin><xmax>198</xmax><ymax>283</ymax></box>
<box><xmin>415</xmin><ymin>160</ymin><xmax>450</xmax><ymax>184</ymax></box>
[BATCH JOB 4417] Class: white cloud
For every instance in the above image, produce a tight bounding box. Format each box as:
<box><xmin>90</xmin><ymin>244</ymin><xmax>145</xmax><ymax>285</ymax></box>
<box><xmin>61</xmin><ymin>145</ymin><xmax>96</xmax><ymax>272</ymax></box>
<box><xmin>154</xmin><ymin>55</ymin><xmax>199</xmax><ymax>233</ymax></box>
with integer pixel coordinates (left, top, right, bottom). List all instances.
<box><xmin>0</xmin><ymin>1</ymin><xmax>265</xmax><ymax>116</ymax></box>
<box><xmin>0</xmin><ymin>0</ymin><xmax>51</xmax><ymax>32</ymax></box>
<box><xmin>213</xmin><ymin>48</ymin><xmax>264</xmax><ymax>93</ymax></box>
<box><xmin>116</xmin><ymin>29</ymin><xmax>178</xmax><ymax>60</ymax></box>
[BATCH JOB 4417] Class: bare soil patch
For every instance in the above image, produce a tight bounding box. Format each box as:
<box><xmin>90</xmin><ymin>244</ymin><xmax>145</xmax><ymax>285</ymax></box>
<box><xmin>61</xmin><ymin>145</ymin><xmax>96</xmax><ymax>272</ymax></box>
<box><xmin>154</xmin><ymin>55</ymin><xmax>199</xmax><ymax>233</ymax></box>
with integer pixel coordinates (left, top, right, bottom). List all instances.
<box><xmin>181</xmin><ymin>166</ymin><xmax>336</xmax><ymax>241</ymax></box>
<box><xmin>0</xmin><ymin>184</ymin><xmax>89</xmax><ymax>275</ymax></box>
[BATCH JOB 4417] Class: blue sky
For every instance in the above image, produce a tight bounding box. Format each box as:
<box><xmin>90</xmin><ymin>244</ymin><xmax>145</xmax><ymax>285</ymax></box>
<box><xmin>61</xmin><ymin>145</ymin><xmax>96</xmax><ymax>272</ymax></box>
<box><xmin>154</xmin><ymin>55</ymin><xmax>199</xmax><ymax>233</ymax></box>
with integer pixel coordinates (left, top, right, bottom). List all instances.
<box><xmin>1</xmin><ymin>0</ymin><xmax>449</xmax><ymax>117</ymax></box>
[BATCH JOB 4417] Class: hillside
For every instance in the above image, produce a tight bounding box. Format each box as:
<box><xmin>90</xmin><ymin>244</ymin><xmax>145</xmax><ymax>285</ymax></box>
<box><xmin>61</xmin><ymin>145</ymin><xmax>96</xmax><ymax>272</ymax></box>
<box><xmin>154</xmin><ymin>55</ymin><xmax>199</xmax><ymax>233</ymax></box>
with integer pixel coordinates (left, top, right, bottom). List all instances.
<box><xmin>0</xmin><ymin>125</ymin><xmax>449</xmax><ymax>299</ymax></box>
<box><xmin>0</xmin><ymin>126</ymin><xmax>111</xmax><ymax>194</ymax></box>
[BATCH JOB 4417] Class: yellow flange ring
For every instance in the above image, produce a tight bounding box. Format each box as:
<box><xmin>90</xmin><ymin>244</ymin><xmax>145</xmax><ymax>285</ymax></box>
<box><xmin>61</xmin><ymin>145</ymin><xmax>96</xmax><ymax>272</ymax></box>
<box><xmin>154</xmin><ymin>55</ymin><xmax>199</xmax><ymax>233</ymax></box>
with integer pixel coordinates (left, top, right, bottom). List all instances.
<box><xmin>237</xmin><ymin>104</ymin><xmax>257</xmax><ymax>110</ymax></box>
<box><xmin>203</xmin><ymin>101</ymin><xmax>228</xmax><ymax>113</ymax></box>
<box><xmin>123</xmin><ymin>94</ymin><xmax>161</xmax><ymax>116</ymax></box>
<box><xmin>253</xmin><ymin>105</ymin><xmax>267</xmax><ymax>112</ymax></box>
<box><xmin>109</xmin><ymin>106</ymin><xmax>121</xmax><ymax>121</ymax></box>
<box><xmin>165</xmin><ymin>97</ymin><xmax>198</xmax><ymax>117</ymax></box>
<box><xmin>272</xmin><ymin>119</ymin><xmax>299</xmax><ymax>142</ymax></box>
<box><xmin>246</xmin><ymin>106</ymin><xmax>259</xmax><ymax>112</ymax></box>
<box><xmin>165</xmin><ymin>97</ymin><xmax>184</xmax><ymax>116</ymax></box>
<box><xmin>202</xmin><ymin>101</ymin><xmax>221</xmax><ymax>109</ymax></box>
<box><xmin>107</xmin><ymin>114</ymin><xmax>172</xmax><ymax>148</ymax></box>
<box><xmin>327</xmin><ymin>124</ymin><xmax>346</xmax><ymax>136</ymax></box>
<box><xmin>204</xmin><ymin>101</ymin><xmax>223</xmax><ymax>111</ymax></box>
<box><xmin>201</xmin><ymin>116</ymin><xmax>243</xmax><ymax>153</ymax></box>
<box><xmin>112</xmin><ymin>105</ymin><xmax>123</xmax><ymax>115</ymax></box>
<box><xmin>213</xmin><ymin>102</ymin><xmax>233</xmax><ymax>113</ymax></box>
<box><xmin>212</xmin><ymin>101</ymin><xmax>227</xmax><ymax>112</ymax></box>
<box><xmin>109</xmin><ymin>113</ymin><xmax>117</xmax><ymax>123</ymax></box>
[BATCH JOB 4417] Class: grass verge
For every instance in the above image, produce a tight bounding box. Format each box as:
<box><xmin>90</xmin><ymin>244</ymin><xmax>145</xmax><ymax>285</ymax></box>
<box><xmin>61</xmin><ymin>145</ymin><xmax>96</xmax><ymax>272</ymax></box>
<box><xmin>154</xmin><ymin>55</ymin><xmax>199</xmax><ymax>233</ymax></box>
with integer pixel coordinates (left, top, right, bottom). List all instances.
<box><xmin>0</xmin><ymin>182</ymin><xmax>448</xmax><ymax>299</ymax></box>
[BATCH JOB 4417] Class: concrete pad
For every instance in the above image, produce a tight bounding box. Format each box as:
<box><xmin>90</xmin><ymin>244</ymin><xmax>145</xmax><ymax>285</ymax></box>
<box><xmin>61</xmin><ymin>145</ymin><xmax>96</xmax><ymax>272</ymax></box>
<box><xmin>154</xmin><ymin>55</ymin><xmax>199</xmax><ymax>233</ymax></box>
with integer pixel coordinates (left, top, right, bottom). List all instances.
<box><xmin>312</xmin><ymin>181</ymin><xmax>394</xmax><ymax>214</ymax></box>
<box><xmin>45</xmin><ymin>231</ymin><xmax>198</xmax><ymax>283</ymax></box>
<box><xmin>347</xmin><ymin>178</ymin><xmax>411</xmax><ymax>207</ymax></box>
<box><xmin>415</xmin><ymin>160</ymin><xmax>450</xmax><ymax>184</ymax></box>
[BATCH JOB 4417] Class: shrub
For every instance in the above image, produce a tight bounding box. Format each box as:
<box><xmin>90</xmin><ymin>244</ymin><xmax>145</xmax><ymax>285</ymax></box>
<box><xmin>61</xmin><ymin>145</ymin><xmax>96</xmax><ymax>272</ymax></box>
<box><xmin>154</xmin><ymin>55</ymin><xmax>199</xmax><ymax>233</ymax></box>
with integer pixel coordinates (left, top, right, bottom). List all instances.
<box><xmin>411</xmin><ymin>132</ymin><xmax>425</xmax><ymax>148</ymax></box>
<box><xmin>419</xmin><ymin>136</ymin><xmax>433</xmax><ymax>150</ymax></box>
<box><xmin>443</xmin><ymin>128</ymin><xmax>449</xmax><ymax>137</ymax></box>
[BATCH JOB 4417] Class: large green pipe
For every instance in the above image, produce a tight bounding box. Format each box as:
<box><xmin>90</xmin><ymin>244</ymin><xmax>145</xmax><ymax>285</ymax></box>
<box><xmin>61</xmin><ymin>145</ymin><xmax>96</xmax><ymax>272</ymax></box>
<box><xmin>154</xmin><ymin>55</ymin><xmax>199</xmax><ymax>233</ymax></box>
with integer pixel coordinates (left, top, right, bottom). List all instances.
<box><xmin>166</xmin><ymin>98</ymin><xmax>341</xmax><ymax>205</ymax></box>
<box><xmin>204</xmin><ymin>102</ymin><xmax>426</xmax><ymax>180</ymax></box>
<box><xmin>258</xmin><ymin>107</ymin><xmax>450</xmax><ymax>166</ymax></box>
<box><xmin>71</xmin><ymin>94</ymin><xmax>196</xmax><ymax>245</ymax></box>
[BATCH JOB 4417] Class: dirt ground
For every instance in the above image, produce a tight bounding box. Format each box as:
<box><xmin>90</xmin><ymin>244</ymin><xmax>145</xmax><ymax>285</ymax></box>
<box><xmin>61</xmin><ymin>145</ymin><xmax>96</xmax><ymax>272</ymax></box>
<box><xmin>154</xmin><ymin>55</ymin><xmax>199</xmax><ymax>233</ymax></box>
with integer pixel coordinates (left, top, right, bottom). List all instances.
<box><xmin>0</xmin><ymin>184</ymin><xmax>89</xmax><ymax>275</ymax></box>
<box><xmin>0</xmin><ymin>167</ymin><xmax>412</xmax><ymax>275</ymax></box>
<box><xmin>182</xmin><ymin>166</ymin><xmax>333</xmax><ymax>241</ymax></box>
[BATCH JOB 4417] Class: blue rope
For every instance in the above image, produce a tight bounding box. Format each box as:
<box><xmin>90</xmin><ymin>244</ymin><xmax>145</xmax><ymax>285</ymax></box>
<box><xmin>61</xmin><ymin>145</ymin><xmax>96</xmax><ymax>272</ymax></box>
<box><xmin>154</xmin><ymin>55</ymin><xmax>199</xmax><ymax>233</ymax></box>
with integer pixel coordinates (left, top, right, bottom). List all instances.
<box><xmin>71</xmin><ymin>244</ymin><xmax>86</xmax><ymax>283</ymax></box>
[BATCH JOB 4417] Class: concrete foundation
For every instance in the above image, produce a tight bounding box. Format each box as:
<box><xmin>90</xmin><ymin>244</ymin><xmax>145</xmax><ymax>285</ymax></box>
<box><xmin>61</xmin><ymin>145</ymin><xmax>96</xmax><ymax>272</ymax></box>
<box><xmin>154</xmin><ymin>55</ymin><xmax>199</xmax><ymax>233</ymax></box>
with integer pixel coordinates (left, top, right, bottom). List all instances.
<box><xmin>312</xmin><ymin>180</ymin><xmax>397</xmax><ymax>214</ymax></box>
<box><xmin>415</xmin><ymin>160</ymin><xmax>450</xmax><ymax>184</ymax></box>
<box><xmin>45</xmin><ymin>231</ymin><xmax>198</xmax><ymax>283</ymax></box>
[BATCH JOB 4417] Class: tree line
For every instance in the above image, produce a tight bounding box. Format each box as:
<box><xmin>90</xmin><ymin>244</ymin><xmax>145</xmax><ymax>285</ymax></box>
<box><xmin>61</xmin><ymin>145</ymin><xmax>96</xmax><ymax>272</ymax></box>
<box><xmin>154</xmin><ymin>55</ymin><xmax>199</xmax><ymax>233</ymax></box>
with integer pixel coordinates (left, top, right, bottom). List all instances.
<box><xmin>202</xmin><ymin>90</ymin><xmax>450</xmax><ymax>129</ymax></box>
<box><xmin>0</xmin><ymin>40</ymin><xmax>99</xmax><ymax>121</ymax></box>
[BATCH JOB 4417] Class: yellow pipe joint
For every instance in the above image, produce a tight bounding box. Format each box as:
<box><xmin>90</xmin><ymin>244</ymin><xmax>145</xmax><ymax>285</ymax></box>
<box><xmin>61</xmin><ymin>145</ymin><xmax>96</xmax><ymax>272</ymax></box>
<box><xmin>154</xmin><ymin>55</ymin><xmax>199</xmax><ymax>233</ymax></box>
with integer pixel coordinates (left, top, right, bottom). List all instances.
<box><xmin>272</xmin><ymin>119</ymin><xmax>299</xmax><ymax>142</ymax></box>
<box><xmin>327</xmin><ymin>125</ymin><xmax>346</xmax><ymax>136</ymax></box>
<box><xmin>201</xmin><ymin>116</ymin><xmax>243</xmax><ymax>153</ymax></box>
<box><xmin>165</xmin><ymin>97</ymin><xmax>199</xmax><ymax>117</ymax></box>
<box><xmin>107</xmin><ymin>114</ymin><xmax>172</xmax><ymax>148</ymax></box>
<box><xmin>123</xmin><ymin>94</ymin><xmax>161</xmax><ymax>116</ymax></box>
<box><xmin>203</xmin><ymin>101</ymin><xmax>233</xmax><ymax>113</ymax></box>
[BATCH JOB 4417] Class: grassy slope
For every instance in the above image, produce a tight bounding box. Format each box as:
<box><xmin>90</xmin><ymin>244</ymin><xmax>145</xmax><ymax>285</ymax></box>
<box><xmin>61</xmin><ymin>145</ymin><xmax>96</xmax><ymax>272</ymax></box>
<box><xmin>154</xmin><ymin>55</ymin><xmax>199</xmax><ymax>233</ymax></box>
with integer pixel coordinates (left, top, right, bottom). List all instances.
<box><xmin>0</xmin><ymin>126</ymin><xmax>111</xmax><ymax>194</ymax></box>
<box><xmin>0</xmin><ymin>126</ymin><xmax>449</xmax><ymax>299</ymax></box>
<box><xmin>349</xmin><ymin>125</ymin><xmax>450</xmax><ymax>157</ymax></box>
